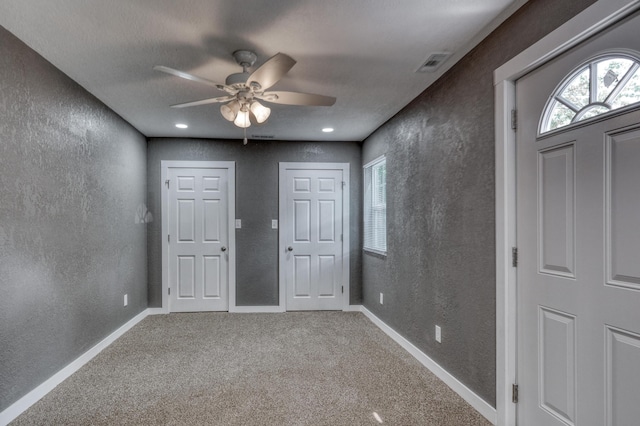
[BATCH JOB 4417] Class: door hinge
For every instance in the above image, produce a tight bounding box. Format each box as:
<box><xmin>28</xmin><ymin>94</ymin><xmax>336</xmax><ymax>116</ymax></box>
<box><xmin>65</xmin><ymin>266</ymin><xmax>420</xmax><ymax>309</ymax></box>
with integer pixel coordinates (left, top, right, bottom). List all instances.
<box><xmin>512</xmin><ymin>247</ymin><xmax>518</xmax><ymax>267</ymax></box>
<box><xmin>168</xmin><ymin>287</ymin><xmax>171</xmax><ymax>295</ymax></box>
<box><xmin>512</xmin><ymin>384</ymin><xmax>519</xmax><ymax>403</ymax></box>
<box><xmin>511</xmin><ymin>109</ymin><xmax>517</xmax><ymax>131</ymax></box>
<box><xmin>168</xmin><ymin>234</ymin><xmax>170</xmax><ymax>243</ymax></box>
<box><xmin>165</xmin><ymin>179</ymin><xmax>170</xmax><ymax>188</ymax></box>
<box><xmin>341</xmin><ymin>234</ymin><xmax>343</xmax><ymax>242</ymax></box>
<box><xmin>342</xmin><ymin>286</ymin><xmax>344</xmax><ymax>294</ymax></box>
<box><xmin>342</xmin><ymin>181</ymin><xmax>346</xmax><ymax>189</ymax></box>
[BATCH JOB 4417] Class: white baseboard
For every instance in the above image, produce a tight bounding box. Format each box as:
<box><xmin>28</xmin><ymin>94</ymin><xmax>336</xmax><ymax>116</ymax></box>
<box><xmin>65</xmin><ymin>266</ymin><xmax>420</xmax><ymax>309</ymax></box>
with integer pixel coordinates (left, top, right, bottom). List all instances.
<box><xmin>0</xmin><ymin>309</ymin><xmax>150</xmax><ymax>426</ymax></box>
<box><xmin>344</xmin><ymin>305</ymin><xmax>363</xmax><ymax>312</ymax></box>
<box><xmin>150</xmin><ymin>306</ymin><xmax>286</xmax><ymax>314</ymax></box>
<box><xmin>360</xmin><ymin>306</ymin><xmax>497</xmax><ymax>425</ymax></box>
<box><xmin>230</xmin><ymin>305</ymin><xmax>285</xmax><ymax>313</ymax></box>
<box><xmin>230</xmin><ymin>305</ymin><xmax>363</xmax><ymax>313</ymax></box>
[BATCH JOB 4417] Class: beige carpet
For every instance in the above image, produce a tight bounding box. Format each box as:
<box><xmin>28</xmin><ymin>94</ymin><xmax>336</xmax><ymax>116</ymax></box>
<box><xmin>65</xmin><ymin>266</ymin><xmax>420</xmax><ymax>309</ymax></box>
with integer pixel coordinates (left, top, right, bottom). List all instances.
<box><xmin>13</xmin><ymin>312</ymin><xmax>491</xmax><ymax>425</ymax></box>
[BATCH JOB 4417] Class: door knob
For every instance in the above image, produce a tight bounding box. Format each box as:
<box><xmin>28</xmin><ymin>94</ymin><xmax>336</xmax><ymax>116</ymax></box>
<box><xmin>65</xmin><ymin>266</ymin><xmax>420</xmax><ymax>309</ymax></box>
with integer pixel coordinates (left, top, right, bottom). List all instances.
<box><xmin>287</xmin><ymin>246</ymin><xmax>293</xmax><ymax>252</ymax></box>
<box><xmin>221</xmin><ymin>246</ymin><xmax>227</xmax><ymax>252</ymax></box>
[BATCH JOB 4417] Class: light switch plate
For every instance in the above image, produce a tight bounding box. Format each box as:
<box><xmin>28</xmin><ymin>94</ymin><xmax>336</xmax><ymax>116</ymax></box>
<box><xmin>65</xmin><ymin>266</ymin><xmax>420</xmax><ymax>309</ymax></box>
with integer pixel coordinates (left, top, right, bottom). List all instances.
<box><xmin>272</xmin><ymin>220</ymin><xmax>278</xmax><ymax>229</ymax></box>
<box><xmin>235</xmin><ymin>219</ymin><xmax>241</xmax><ymax>229</ymax></box>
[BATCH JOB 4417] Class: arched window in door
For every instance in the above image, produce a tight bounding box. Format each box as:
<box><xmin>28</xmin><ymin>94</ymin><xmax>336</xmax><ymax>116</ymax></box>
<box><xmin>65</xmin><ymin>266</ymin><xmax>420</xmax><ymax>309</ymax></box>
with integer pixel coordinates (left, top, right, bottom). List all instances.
<box><xmin>540</xmin><ymin>51</ymin><xmax>640</xmax><ymax>135</ymax></box>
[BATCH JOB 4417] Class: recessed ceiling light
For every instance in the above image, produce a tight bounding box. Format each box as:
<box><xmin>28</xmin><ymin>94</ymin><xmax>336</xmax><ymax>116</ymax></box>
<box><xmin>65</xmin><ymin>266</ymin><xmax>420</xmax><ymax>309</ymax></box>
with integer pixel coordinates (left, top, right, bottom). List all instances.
<box><xmin>175</xmin><ymin>123</ymin><xmax>188</xmax><ymax>129</ymax></box>
<box><xmin>322</xmin><ymin>127</ymin><xmax>334</xmax><ymax>133</ymax></box>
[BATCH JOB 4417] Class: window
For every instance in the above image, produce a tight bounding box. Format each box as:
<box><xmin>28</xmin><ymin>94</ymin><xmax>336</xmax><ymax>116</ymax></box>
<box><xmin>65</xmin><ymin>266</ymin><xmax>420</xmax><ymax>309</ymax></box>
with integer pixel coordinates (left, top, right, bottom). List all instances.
<box><xmin>364</xmin><ymin>156</ymin><xmax>386</xmax><ymax>254</ymax></box>
<box><xmin>540</xmin><ymin>52</ymin><xmax>640</xmax><ymax>134</ymax></box>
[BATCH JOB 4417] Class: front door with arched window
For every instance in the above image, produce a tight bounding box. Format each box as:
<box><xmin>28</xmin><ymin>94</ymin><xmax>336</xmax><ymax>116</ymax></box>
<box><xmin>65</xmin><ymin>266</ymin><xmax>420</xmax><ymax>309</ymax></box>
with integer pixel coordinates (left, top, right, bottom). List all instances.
<box><xmin>515</xmin><ymin>11</ymin><xmax>640</xmax><ymax>426</ymax></box>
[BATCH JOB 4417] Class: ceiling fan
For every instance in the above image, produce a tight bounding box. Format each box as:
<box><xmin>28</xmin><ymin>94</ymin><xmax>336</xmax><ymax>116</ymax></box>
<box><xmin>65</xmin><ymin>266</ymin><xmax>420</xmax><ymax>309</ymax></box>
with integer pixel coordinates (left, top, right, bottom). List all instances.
<box><xmin>154</xmin><ymin>50</ymin><xmax>336</xmax><ymax>130</ymax></box>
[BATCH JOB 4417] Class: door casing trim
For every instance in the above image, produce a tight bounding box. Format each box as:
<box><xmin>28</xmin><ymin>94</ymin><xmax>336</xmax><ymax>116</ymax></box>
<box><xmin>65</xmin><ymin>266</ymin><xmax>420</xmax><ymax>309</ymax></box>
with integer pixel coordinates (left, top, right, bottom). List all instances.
<box><xmin>278</xmin><ymin>162</ymin><xmax>351</xmax><ymax>311</ymax></box>
<box><xmin>161</xmin><ymin>160</ymin><xmax>237</xmax><ymax>313</ymax></box>
<box><xmin>494</xmin><ymin>1</ymin><xmax>640</xmax><ymax>424</ymax></box>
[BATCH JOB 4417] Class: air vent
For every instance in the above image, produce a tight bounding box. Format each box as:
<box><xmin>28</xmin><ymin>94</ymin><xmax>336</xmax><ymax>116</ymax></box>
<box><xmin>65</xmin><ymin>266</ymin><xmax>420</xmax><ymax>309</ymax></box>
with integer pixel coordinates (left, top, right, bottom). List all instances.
<box><xmin>250</xmin><ymin>134</ymin><xmax>275</xmax><ymax>139</ymax></box>
<box><xmin>417</xmin><ymin>53</ymin><xmax>452</xmax><ymax>73</ymax></box>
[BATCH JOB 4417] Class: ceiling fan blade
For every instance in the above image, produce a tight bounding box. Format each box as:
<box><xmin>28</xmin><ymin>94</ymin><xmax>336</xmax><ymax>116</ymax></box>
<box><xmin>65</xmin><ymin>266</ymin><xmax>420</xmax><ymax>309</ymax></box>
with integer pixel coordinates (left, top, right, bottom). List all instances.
<box><xmin>153</xmin><ymin>65</ymin><xmax>236</xmax><ymax>94</ymax></box>
<box><xmin>259</xmin><ymin>91</ymin><xmax>336</xmax><ymax>106</ymax></box>
<box><xmin>170</xmin><ymin>96</ymin><xmax>234</xmax><ymax>108</ymax></box>
<box><xmin>247</xmin><ymin>53</ymin><xmax>296</xmax><ymax>91</ymax></box>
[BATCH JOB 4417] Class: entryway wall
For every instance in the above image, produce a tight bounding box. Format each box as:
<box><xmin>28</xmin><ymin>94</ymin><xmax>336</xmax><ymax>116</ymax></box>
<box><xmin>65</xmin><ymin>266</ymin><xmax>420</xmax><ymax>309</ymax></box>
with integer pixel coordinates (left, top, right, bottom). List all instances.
<box><xmin>360</xmin><ymin>0</ymin><xmax>598</xmax><ymax>409</ymax></box>
<box><xmin>0</xmin><ymin>26</ymin><xmax>148</xmax><ymax>414</ymax></box>
<box><xmin>146</xmin><ymin>138</ymin><xmax>362</xmax><ymax>308</ymax></box>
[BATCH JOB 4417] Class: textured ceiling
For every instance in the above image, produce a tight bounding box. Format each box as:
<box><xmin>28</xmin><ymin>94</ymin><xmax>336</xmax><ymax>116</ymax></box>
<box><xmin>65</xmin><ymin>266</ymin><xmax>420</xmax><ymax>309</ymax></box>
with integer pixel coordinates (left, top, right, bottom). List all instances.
<box><xmin>0</xmin><ymin>0</ymin><xmax>525</xmax><ymax>141</ymax></box>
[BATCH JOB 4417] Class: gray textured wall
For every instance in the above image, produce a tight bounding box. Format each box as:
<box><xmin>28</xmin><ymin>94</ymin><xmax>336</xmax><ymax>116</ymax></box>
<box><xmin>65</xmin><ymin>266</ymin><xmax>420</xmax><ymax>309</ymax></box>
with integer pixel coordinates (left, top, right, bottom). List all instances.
<box><xmin>361</xmin><ymin>0</ymin><xmax>598</xmax><ymax>407</ymax></box>
<box><xmin>147</xmin><ymin>138</ymin><xmax>362</xmax><ymax>307</ymax></box>
<box><xmin>0</xmin><ymin>27</ymin><xmax>148</xmax><ymax>411</ymax></box>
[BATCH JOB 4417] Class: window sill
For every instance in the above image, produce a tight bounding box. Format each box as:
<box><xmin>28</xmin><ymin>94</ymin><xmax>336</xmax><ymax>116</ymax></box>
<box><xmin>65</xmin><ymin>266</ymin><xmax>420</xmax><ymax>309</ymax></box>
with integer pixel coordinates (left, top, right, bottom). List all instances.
<box><xmin>364</xmin><ymin>248</ymin><xmax>387</xmax><ymax>258</ymax></box>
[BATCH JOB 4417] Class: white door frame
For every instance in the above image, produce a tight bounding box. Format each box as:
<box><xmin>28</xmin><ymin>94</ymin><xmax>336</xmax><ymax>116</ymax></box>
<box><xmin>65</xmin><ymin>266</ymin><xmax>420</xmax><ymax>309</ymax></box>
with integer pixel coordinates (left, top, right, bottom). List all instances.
<box><xmin>278</xmin><ymin>162</ymin><xmax>350</xmax><ymax>311</ymax></box>
<box><xmin>494</xmin><ymin>1</ymin><xmax>640</xmax><ymax>424</ymax></box>
<box><xmin>161</xmin><ymin>160</ymin><xmax>237</xmax><ymax>313</ymax></box>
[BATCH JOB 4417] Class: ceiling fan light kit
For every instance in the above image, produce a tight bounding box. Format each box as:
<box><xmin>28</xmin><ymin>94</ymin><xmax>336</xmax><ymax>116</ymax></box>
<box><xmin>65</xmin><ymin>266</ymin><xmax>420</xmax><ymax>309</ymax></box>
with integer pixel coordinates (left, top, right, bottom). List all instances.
<box><xmin>154</xmin><ymin>50</ymin><xmax>336</xmax><ymax>135</ymax></box>
<box><xmin>250</xmin><ymin>101</ymin><xmax>270</xmax><ymax>124</ymax></box>
<box><xmin>233</xmin><ymin>105</ymin><xmax>251</xmax><ymax>128</ymax></box>
<box><xmin>220</xmin><ymin>99</ymin><xmax>241</xmax><ymax>121</ymax></box>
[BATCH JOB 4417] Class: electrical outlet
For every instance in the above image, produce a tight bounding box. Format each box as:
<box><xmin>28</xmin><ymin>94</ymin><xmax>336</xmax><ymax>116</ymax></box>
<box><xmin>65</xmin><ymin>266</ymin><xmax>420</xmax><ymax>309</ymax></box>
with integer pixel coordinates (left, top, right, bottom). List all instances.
<box><xmin>435</xmin><ymin>325</ymin><xmax>441</xmax><ymax>343</ymax></box>
<box><xmin>380</xmin><ymin>293</ymin><xmax>384</xmax><ymax>305</ymax></box>
<box><xmin>124</xmin><ymin>294</ymin><xmax>128</xmax><ymax>307</ymax></box>
<box><xmin>235</xmin><ymin>219</ymin><xmax>242</xmax><ymax>229</ymax></box>
<box><xmin>272</xmin><ymin>219</ymin><xmax>278</xmax><ymax>229</ymax></box>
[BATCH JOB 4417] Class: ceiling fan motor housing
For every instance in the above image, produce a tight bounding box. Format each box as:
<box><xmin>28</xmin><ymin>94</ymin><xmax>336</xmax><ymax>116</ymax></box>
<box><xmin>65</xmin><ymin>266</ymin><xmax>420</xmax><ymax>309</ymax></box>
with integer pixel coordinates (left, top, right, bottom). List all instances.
<box><xmin>233</xmin><ymin>50</ymin><xmax>257</xmax><ymax>67</ymax></box>
<box><xmin>225</xmin><ymin>72</ymin><xmax>250</xmax><ymax>88</ymax></box>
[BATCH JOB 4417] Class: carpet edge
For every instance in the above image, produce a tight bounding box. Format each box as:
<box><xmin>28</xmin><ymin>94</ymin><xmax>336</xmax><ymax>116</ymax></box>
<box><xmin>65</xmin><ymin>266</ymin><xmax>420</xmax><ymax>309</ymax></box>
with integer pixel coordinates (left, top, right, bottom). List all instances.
<box><xmin>360</xmin><ymin>306</ymin><xmax>497</xmax><ymax>425</ymax></box>
<box><xmin>0</xmin><ymin>309</ymin><xmax>150</xmax><ymax>426</ymax></box>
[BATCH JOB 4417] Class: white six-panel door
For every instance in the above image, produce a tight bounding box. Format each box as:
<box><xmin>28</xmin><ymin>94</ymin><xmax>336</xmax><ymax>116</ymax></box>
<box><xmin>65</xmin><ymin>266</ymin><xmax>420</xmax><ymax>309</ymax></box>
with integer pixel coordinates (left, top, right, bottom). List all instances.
<box><xmin>516</xmin><ymin>12</ymin><xmax>640</xmax><ymax>425</ymax></box>
<box><xmin>164</xmin><ymin>162</ymin><xmax>235</xmax><ymax>312</ymax></box>
<box><xmin>279</xmin><ymin>163</ymin><xmax>349</xmax><ymax>311</ymax></box>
